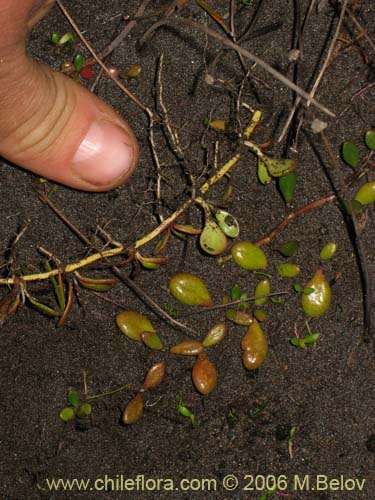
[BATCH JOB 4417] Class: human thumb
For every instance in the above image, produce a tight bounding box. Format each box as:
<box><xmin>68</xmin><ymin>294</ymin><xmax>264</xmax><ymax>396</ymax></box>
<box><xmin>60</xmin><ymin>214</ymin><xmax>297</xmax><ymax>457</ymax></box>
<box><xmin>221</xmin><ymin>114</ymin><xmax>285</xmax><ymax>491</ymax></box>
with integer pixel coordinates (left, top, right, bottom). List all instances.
<box><xmin>0</xmin><ymin>0</ymin><xmax>139</xmax><ymax>191</ymax></box>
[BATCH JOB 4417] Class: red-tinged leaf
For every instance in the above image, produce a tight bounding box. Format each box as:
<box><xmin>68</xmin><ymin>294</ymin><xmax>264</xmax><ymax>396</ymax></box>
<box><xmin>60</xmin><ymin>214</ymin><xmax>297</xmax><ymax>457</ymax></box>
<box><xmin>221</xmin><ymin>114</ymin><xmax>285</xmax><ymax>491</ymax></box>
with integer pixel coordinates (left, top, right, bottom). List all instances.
<box><xmin>241</xmin><ymin>319</ymin><xmax>268</xmax><ymax>370</ymax></box>
<box><xmin>142</xmin><ymin>362</ymin><xmax>166</xmax><ymax>390</ymax></box>
<box><xmin>196</xmin><ymin>0</ymin><xmax>230</xmax><ymax>33</ymax></box>
<box><xmin>122</xmin><ymin>393</ymin><xmax>143</xmax><ymax>425</ymax></box>
<box><xmin>192</xmin><ymin>356</ymin><xmax>218</xmax><ymax>395</ymax></box>
<box><xmin>172</xmin><ymin>224</ymin><xmax>202</xmax><ymax>235</ymax></box>
<box><xmin>170</xmin><ymin>339</ymin><xmax>204</xmax><ymax>356</ymax></box>
<box><xmin>136</xmin><ymin>253</ymin><xmax>169</xmax><ymax>270</ymax></box>
<box><xmin>80</xmin><ymin>66</ymin><xmax>95</xmax><ymax>79</ymax></box>
<box><xmin>0</xmin><ymin>284</ymin><xmax>21</xmax><ymax>326</ymax></box>
<box><xmin>153</xmin><ymin>227</ymin><xmax>171</xmax><ymax>255</ymax></box>
<box><xmin>75</xmin><ymin>272</ymin><xmax>116</xmax><ymax>292</ymax></box>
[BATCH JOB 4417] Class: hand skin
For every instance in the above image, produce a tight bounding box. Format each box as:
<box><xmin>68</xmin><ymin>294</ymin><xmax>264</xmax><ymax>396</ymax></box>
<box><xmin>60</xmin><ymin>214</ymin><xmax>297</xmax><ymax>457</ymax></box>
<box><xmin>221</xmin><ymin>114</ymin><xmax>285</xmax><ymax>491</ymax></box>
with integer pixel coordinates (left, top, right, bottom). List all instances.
<box><xmin>0</xmin><ymin>0</ymin><xmax>139</xmax><ymax>191</ymax></box>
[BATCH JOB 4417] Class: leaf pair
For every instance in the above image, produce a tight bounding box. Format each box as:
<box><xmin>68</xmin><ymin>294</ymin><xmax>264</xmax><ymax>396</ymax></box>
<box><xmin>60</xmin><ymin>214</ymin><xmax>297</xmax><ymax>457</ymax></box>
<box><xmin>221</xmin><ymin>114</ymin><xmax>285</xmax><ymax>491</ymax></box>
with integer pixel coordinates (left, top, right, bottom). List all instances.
<box><xmin>122</xmin><ymin>363</ymin><xmax>165</xmax><ymax>425</ymax></box>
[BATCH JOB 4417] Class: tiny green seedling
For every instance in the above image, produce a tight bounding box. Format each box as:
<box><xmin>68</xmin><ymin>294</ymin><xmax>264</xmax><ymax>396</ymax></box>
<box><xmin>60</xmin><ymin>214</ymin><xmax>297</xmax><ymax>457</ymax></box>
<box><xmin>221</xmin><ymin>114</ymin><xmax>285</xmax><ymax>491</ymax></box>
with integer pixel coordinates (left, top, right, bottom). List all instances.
<box><xmin>230</xmin><ymin>284</ymin><xmax>249</xmax><ymax>310</ymax></box>
<box><xmin>51</xmin><ymin>33</ymin><xmax>60</xmax><ymax>44</ymax></box>
<box><xmin>74</xmin><ymin>53</ymin><xmax>85</xmax><ymax>72</ymax></box>
<box><xmin>290</xmin><ymin>321</ymin><xmax>319</xmax><ymax>349</ymax></box>
<box><xmin>270</xmin><ymin>296</ymin><xmax>286</xmax><ymax>304</ymax></box>
<box><xmin>226</xmin><ymin>408</ymin><xmax>239</xmax><ymax>428</ymax></box>
<box><xmin>177</xmin><ymin>397</ymin><xmax>196</xmax><ymax>428</ymax></box>
<box><xmin>163</xmin><ymin>302</ymin><xmax>178</xmax><ymax>317</ymax></box>
<box><xmin>59</xmin><ymin>389</ymin><xmax>92</xmax><ymax>422</ymax></box>
<box><xmin>290</xmin><ymin>334</ymin><xmax>319</xmax><ymax>349</ymax></box>
<box><xmin>51</xmin><ymin>32</ymin><xmax>75</xmax><ymax>46</ymax></box>
<box><xmin>293</xmin><ymin>283</ymin><xmax>314</xmax><ymax>295</ymax></box>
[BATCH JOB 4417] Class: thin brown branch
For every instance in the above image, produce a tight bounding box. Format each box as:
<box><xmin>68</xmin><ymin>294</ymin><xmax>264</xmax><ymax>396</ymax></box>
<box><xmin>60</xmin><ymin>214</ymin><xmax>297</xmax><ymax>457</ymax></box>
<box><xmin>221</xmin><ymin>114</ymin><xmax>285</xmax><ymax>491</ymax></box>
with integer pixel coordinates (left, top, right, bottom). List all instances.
<box><xmin>98</xmin><ymin>0</ymin><xmax>152</xmax><ymax>59</ymax></box>
<box><xmin>307</xmin><ymin>0</ymin><xmax>349</xmax><ymax>107</ymax></box>
<box><xmin>346</xmin><ymin>7</ymin><xmax>375</xmax><ymax>55</ymax></box>
<box><xmin>177</xmin><ymin>291</ymin><xmax>290</xmax><ymax>317</ymax></box>
<box><xmin>37</xmin><ymin>189</ymin><xmax>92</xmax><ymax>247</ymax></box>
<box><xmin>255</xmin><ymin>194</ymin><xmax>336</xmax><ymax>247</ymax></box>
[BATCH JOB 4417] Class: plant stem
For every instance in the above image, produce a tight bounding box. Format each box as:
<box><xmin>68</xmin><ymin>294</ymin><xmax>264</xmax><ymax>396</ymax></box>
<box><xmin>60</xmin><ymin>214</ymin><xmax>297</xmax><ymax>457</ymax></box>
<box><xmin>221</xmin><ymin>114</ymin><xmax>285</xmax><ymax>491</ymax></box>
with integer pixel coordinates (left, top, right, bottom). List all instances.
<box><xmin>112</xmin><ymin>266</ymin><xmax>199</xmax><ymax>337</ymax></box>
<box><xmin>255</xmin><ymin>194</ymin><xmax>336</xmax><ymax>246</ymax></box>
<box><xmin>85</xmin><ymin>384</ymin><xmax>131</xmax><ymax>401</ymax></box>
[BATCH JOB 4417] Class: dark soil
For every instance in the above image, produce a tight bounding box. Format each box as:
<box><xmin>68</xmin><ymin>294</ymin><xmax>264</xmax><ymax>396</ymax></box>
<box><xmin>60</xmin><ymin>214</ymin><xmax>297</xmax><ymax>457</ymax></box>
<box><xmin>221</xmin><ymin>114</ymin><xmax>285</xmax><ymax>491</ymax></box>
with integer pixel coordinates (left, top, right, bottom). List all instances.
<box><xmin>1</xmin><ymin>1</ymin><xmax>375</xmax><ymax>499</ymax></box>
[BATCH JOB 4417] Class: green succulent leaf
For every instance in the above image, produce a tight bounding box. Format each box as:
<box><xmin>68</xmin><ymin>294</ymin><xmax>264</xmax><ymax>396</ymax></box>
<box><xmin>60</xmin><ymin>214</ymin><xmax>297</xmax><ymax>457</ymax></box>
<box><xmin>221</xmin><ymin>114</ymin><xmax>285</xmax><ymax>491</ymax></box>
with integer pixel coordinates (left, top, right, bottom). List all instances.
<box><xmin>231</xmin><ymin>242</ymin><xmax>267</xmax><ymax>270</ymax></box>
<box><xmin>141</xmin><ymin>331</ymin><xmax>164</xmax><ymax>351</ymax></box>
<box><xmin>278</xmin><ymin>172</ymin><xmax>296</xmax><ymax>205</ymax></box>
<box><xmin>277</xmin><ymin>240</ymin><xmax>299</xmax><ymax>257</ymax></box>
<box><xmin>215</xmin><ymin>210</ymin><xmax>240</xmax><ymax>238</ymax></box>
<box><xmin>341</xmin><ymin>141</ymin><xmax>360</xmax><ymax>168</ymax></box>
<box><xmin>200</xmin><ymin>219</ymin><xmax>228</xmax><ymax>255</ymax></box>
<box><xmin>257</xmin><ymin>159</ymin><xmax>272</xmax><ymax>184</ymax></box>
<box><xmin>261</xmin><ymin>155</ymin><xmax>296</xmax><ymax>177</ymax></box>
<box><xmin>354</xmin><ymin>181</ymin><xmax>375</xmax><ymax>206</ymax></box>
<box><xmin>365</xmin><ymin>130</ymin><xmax>375</xmax><ymax>150</ymax></box>
<box><xmin>58</xmin><ymin>32</ymin><xmax>74</xmax><ymax>45</ymax></box>
<box><xmin>277</xmin><ymin>263</ymin><xmax>300</xmax><ymax>278</ymax></box>
<box><xmin>77</xmin><ymin>403</ymin><xmax>92</xmax><ymax>418</ymax></box>
<box><xmin>169</xmin><ymin>273</ymin><xmax>212</xmax><ymax>307</ymax></box>
<box><xmin>67</xmin><ymin>389</ymin><xmax>80</xmax><ymax>408</ymax></box>
<box><xmin>320</xmin><ymin>242</ymin><xmax>337</xmax><ymax>260</ymax></box>
<box><xmin>74</xmin><ymin>54</ymin><xmax>85</xmax><ymax>72</ymax></box>
<box><xmin>59</xmin><ymin>407</ymin><xmax>75</xmax><ymax>422</ymax></box>
<box><xmin>51</xmin><ymin>33</ymin><xmax>60</xmax><ymax>44</ymax></box>
<box><xmin>116</xmin><ymin>311</ymin><xmax>155</xmax><ymax>341</ymax></box>
<box><xmin>230</xmin><ymin>285</ymin><xmax>241</xmax><ymax>300</ymax></box>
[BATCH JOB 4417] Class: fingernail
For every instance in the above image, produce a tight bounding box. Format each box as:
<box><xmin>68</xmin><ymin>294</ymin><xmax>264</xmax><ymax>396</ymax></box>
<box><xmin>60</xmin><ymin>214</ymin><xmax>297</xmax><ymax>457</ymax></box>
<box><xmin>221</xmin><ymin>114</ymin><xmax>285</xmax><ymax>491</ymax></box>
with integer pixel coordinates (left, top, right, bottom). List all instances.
<box><xmin>72</xmin><ymin>120</ymin><xmax>134</xmax><ymax>186</ymax></box>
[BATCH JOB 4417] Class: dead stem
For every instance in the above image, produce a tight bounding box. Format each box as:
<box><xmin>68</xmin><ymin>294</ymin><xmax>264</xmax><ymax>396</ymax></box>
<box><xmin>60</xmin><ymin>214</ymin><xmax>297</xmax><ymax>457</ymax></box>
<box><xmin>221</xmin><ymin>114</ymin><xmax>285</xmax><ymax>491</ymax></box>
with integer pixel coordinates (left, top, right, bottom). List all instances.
<box><xmin>307</xmin><ymin>0</ymin><xmax>349</xmax><ymax>107</ymax></box>
<box><xmin>345</xmin><ymin>6</ymin><xmax>375</xmax><ymax>55</ymax></box>
<box><xmin>176</xmin><ymin>291</ymin><xmax>290</xmax><ymax>317</ymax></box>
<box><xmin>98</xmin><ymin>0</ymin><xmax>152</xmax><ymax>60</ymax></box>
<box><xmin>37</xmin><ymin>189</ymin><xmax>92</xmax><ymax>247</ymax></box>
<box><xmin>139</xmin><ymin>17</ymin><xmax>335</xmax><ymax>117</ymax></box>
<box><xmin>111</xmin><ymin>266</ymin><xmax>199</xmax><ymax>337</ymax></box>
